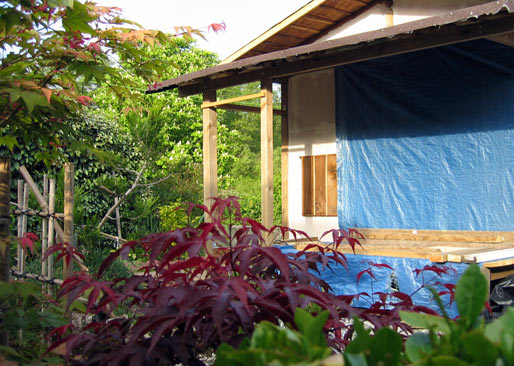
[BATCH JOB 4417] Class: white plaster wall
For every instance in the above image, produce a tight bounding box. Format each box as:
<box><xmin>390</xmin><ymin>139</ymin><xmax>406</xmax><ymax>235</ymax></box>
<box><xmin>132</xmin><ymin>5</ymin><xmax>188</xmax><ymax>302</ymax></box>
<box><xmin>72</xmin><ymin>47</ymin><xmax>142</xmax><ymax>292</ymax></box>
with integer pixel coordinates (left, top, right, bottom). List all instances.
<box><xmin>316</xmin><ymin>0</ymin><xmax>490</xmax><ymax>43</ymax></box>
<box><xmin>287</xmin><ymin>69</ymin><xmax>338</xmax><ymax>238</ymax></box>
<box><xmin>392</xmin><ymin>0</ymin><xmax>490</xmax><ymax>24</ymax></box>
<box><xmin>317</xmin><ymin>3</ymin><xmax>391</xmax><ymax>42</ymax></box>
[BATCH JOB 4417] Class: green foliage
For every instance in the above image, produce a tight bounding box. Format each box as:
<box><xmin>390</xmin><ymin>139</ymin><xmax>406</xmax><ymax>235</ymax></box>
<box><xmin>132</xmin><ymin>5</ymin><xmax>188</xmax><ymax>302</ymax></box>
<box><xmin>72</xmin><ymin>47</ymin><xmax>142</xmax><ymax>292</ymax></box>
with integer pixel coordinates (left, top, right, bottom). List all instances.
<box><xmin>231</xmin><ymin>264</ymin><xmax>514</xmax><ymax>366</ymax></box>
<box><xmin>0</xmin><ymin>0</ymin><xmax>179</xmax><ymax>154</ymax></box>
<box><xmin>216</xmin><ymin>308</ymin><xmax>343</xmax><ymax>366</ymax></box>
<box><xmin>342</xmin><ymin>263</ymin><xmax>514</xmax><ymax>366</ymax></box>
<box><xmin>0</xmin><ymin>281</ymin><xmax>67</xmax><ymax>364</ymax></box>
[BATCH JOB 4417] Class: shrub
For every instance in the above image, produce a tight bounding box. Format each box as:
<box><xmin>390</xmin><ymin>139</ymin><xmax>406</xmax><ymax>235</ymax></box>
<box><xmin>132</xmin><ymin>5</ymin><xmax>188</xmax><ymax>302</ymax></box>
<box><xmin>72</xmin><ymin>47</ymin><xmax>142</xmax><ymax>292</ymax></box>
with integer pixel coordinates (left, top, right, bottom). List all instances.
<box><xmin>49</xmin><ymin>197</ymin><xmax>373</xmax><ymax>365</ymax></box>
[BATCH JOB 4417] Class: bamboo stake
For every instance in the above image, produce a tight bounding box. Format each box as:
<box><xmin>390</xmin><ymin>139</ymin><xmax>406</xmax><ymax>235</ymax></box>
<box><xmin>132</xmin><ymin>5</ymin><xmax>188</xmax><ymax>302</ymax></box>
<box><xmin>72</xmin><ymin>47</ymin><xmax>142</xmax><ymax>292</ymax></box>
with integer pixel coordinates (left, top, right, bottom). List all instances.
<box><xmin>42</xmin><ymin>175</ymin><xmax>48</xmax><ymax>278</ymax></box>
<box><xmin>20</xmin><ymin>183</ymin><xmax>29</xmax><ymax>273</ymax></box>
<box><xmin>63</xmin><ymin>163</ymin><xmax>74</xmax><ymax>281</ymax></box>
<box><xmin>16</xmin><ymin>180</ymin><xmax>22</xmax><ymax>272</ymax></box>
<box><xmin>115</xmin><ymin>196</ymin><xmax>122</xmax><ymax>248</ymax></box>
<box><xmin>47</xmin><ymin>179</ymin><xmax>55</xmax><ymax>282</ymax></box>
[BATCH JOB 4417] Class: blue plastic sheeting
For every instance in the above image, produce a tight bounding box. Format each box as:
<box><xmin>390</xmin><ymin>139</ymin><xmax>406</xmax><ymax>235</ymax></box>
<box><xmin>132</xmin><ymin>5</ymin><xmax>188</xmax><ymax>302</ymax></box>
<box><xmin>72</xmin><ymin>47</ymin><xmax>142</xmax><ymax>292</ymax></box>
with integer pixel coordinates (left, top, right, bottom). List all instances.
<box><xmin>335</xmin><ymin>40</ymin><xmax>514</xmax><ymax>231</ymax></box>
<box><xmin>280</xmin><ymin>245</ymin><xmax>468</xmax><ymax>318</ymax></box>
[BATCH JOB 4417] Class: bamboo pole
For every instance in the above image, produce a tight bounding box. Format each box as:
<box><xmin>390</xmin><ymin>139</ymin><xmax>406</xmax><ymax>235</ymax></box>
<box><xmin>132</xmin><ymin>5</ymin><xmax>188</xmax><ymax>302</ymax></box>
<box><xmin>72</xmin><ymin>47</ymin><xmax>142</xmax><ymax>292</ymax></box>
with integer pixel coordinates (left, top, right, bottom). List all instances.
<box><xmin>63</xmin><ymin>163</ymin><xmax>74</xmax><ymax>280</ymax></box>
<box><xmin>20</xmin><ymin>183</ymin><xmax>29</xmax><ymax>273</ymax></box>
<box><xmin>16</xmin><ymin>180</ymin><xmax>22</xmax><ymax>272</ymax></box>
<box><xmin>115</xmin><ymin>196</ymin><xmax>122</xmax><ymax>248</ymax></box>
<box><xmin>47</xmin><ymin>179</ymin><xmax>55</xmax><ymax>281</ymax></box>
<box><xmin>42</xmin><ymin>175</ymin><xmax>48</xmax><ymax>278</ymax></box>
<box><xmin>0</xmin><ymin>157</ymin><xmax>10</xmax><ymax>346</ymax></box>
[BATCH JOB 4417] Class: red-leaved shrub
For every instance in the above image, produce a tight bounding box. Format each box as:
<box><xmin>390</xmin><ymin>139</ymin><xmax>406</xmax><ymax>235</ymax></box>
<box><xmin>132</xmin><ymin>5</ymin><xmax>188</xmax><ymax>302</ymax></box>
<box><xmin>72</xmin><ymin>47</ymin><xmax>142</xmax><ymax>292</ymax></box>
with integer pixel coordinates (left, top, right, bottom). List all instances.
<box><xmin>48</xmin><ymin>197</ymin><xmax>440</xmax><ymax>365</ymax></box>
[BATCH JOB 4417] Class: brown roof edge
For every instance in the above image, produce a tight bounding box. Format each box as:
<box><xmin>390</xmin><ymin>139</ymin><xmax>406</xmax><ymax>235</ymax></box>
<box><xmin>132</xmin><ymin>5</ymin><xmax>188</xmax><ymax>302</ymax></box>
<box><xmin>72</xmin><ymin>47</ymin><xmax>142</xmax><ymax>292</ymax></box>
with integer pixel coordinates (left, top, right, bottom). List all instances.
<box><xmin>146</xmin><ymin>0</ymin><xmax>514</xmax><ymax>96</ymax></box>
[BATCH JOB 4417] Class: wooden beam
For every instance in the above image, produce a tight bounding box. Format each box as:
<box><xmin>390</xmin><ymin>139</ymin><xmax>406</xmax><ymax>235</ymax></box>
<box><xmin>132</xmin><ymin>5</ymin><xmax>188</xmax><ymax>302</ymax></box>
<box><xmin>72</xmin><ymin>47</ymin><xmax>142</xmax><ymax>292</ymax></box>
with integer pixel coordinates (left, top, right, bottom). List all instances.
<box><xmin>223</xmin><ymin>0</ymin><xmax>328</xmax><ymax>63</ymax></box>
<box><xmin>290</xmin><ymin>24</ymin><xmax>320</xmax><ymax>34</ymax></box>
<box><xmin>303</xmin><ymin>15</ymin><xmax>336</xmax><ymax>25</ymax></box>
<box><xmin>215</xmin><ymin>103</ymin><xmax>286</xmax><ymax>115</ymax></box>
<box><xmin>261</xmin><ymin>79</ymin><xmax>274</xmax><ymax>241</ymax></box>
<box><xmin>201</xmin><ymin>91</ymin><xmax>264</xmax><ymax>109</ymax></box>
<box><xmin>281</xmin><ymin>80</ymin><xmax>289</xmax><ymax>237</ymax></box>
<box><xmin>178</xmin><ymin>13</ymin><xmax>514</xmax><ymax>97</ymax></box>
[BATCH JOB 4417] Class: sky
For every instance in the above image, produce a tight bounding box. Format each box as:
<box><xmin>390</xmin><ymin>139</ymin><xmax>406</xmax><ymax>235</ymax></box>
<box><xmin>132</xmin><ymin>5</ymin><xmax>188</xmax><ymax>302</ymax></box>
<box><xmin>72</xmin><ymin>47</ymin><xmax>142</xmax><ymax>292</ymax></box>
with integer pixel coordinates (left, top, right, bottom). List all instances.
<box><xmin>96</xmin><ymin>0</ymin><xmax>311</xmax><ymax>60</ymax></box>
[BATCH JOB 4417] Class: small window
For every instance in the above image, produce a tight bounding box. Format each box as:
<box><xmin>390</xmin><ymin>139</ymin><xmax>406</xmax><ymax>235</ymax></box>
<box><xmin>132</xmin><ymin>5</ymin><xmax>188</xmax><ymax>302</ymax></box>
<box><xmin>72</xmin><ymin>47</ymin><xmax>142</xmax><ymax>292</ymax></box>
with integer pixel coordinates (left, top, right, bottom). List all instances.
<box><xmin>301</xmin><ymin>154</ymin><xmax>337</xmax><ymax>216</ymax></box>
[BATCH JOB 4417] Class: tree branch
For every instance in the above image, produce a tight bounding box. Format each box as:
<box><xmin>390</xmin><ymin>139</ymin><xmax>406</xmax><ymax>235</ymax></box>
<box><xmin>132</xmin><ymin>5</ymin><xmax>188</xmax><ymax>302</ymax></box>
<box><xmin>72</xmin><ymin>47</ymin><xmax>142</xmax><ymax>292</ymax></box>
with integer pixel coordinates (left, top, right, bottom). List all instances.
<box><xmin>96</xmin><ymin>161</ymin><xmax>147</xmax><ymax>230</ymax></box>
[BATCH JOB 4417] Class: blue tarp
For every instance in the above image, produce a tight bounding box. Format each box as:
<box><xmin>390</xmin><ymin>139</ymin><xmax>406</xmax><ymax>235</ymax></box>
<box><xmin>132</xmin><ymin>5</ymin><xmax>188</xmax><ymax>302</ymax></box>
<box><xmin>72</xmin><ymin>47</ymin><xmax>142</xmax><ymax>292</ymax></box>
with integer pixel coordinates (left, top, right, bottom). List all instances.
<box><xmin>335</xmin><ymin>39</ymin><xmax>514</xmax><ymax>231</ymax></box>
<box><xmin>280</xmin><ymin>245</ymin><xmax>467</xmax><ymax>317</ymax></box>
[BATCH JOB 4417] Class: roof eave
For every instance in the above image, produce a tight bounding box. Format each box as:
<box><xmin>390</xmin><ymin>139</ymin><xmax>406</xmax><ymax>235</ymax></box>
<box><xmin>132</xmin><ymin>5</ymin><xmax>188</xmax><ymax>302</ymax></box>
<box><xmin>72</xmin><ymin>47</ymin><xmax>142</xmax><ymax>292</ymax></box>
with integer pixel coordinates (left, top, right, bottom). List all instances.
<box><xmin>146</xmin><ymin>0</ymin><xmax>514</xmax><ymax>97</ymax></box>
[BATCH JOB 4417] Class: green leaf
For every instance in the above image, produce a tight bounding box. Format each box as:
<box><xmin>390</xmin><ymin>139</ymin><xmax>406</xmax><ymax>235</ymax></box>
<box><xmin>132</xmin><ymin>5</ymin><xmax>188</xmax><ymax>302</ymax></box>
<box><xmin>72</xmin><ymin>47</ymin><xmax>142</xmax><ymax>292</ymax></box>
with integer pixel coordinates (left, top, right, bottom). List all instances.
<box><xmin>368</xmin><ymin>327</ymin><xmax>402</xmax><ymax>366</ymax></box>
<box><xmin>345</xmin><ymin>318</ymin><xmax>372</xmax><ymax>354</ymax></box>
<box><xmin>345</xmin><ymin>353</ymin><xmax>368</xmax><ymax>366</ymax></box>
<box><xmin>461</xmin><ymin>330</ymin><xmax>498</xmax><ymax>366</ymax></box>
<box><xmin>405</xmin><ymin>332</ymin><xmax>433</xmax><ymax>362</ymax></box>
<box><xmin>455</xmin><ymin>264</ymin><xmax>487</xmax><ymax>328</ymax></box>
<box><xmin>430</xmin><ymin>355</ymin><xmax>469</xmax><ymax>366</ymax></box>
<box><xmin>485</xmin><ymin>307</ymin><xmax>514</xmax><ymax>343</ymax></box>
<box><xmin>0</xmin><ymin>135</ymin><xmax>18</xmax><ymax>151</ymax></box>
<box><xmin>20</xmin><ymin>91</ymin><xmax>49</xmax><ymax>114</ymax></box>
<box><xmin>294</xmin><ymin>307</ymin><xmax>313</xmax><ymax>334</ymax></box>
<box><xmin>400</xmin><ymin>311</ymin><xmax>452</xmax><ymax>333</ymax></box>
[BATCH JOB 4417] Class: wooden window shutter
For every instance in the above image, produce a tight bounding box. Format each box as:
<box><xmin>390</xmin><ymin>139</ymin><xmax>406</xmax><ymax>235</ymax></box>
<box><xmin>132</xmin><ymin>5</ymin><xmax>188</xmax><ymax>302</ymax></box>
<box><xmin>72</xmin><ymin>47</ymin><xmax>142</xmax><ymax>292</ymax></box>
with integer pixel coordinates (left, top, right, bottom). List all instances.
<box><xmin>302</xmin><ymin>154</ymin><xmax>337</xmax><ymax>216</ymax></box>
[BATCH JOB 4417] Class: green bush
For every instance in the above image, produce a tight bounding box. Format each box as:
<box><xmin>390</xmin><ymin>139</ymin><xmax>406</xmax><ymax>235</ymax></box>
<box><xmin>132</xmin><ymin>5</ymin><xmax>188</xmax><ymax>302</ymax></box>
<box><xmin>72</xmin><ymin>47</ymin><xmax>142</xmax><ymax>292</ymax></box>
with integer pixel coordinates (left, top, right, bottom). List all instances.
<box><xmin>218</xmin><ymin>264</ymin><xmax>514</xmax><ymax>366</ymax></box>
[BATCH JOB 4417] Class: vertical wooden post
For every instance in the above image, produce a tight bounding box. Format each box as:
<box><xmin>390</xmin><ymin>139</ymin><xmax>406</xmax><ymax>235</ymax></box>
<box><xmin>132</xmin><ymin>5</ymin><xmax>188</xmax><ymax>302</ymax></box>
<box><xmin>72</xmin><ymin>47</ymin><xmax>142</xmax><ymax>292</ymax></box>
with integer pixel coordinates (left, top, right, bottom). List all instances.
<box><xmin>261</xmin><ymin>79</ymin><xmax>274</xmax><ymax>243</ymax></box>
<box><xmin>0</xmin><ymin>157</ymin><xmax>10</xmax><ymax>346</ymax></box>
<box><xmin>42</xmin><ymin>175</ymin><xmax>48</xmax><ymax>278</ymax></box>
<box><xmin>63</xmin><ymin>163</ymin><xmax>74</xmax><ymax>280</ymax></box>
<box><xmin>280</xmin><ymin>79</ymin><xmax>289</xmax><ymax>238</ymax></box>
<box><xmin>47</xmin><ymin>179</ymin><xmax>56</xmax><ymax>281</ymax></box>
<box><xmin>203</xmin><ymin>91</ymin><xmax>218</xmax><ymax>211</ymax></box>
<box><xmin>20</xmin><ymin>183</ymin><xmax>29</xmax><ymax>273</ymax></box>
<box><xmin>16</xmin><ymin>180</ymin><xmax>22</xmax><ymax>271</ymax></box>
<box><xmin>203</xmin><ymin>90</ymin><xmax>217</xmax><ymax>253</ymax></box>
<box><xmin>0</xmin><ymin>158</ymin><xmax>10</xmax><ymax>282</ymax></box>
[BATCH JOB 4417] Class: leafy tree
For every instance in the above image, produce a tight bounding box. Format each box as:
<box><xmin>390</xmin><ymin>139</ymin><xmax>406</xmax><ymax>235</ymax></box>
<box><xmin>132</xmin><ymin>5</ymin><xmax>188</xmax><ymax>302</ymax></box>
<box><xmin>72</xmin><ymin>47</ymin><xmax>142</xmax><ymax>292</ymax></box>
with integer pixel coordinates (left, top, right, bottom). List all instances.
<box><xmin>0</xmin><ymin>0</ymin><xmax>184</xmax><ymax>161</ymax></box>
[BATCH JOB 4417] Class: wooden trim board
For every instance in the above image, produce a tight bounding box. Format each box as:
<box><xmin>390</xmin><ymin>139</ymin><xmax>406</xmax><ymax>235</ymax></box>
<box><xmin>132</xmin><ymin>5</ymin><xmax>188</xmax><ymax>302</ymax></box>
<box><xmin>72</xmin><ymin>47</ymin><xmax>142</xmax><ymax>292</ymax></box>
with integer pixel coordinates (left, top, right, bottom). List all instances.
<box><xmin>291</xmin><ymin>228</ymin><xmax>514</xmax><ymax>264</ymax></box>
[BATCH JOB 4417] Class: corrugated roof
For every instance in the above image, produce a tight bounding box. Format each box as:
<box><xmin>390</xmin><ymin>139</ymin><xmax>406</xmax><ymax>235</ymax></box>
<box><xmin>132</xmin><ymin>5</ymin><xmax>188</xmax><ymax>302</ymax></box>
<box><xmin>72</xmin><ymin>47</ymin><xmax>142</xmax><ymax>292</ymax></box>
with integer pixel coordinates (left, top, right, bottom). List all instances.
<box><xmin>223</xmin><ymin>0</ymin><xmax>383</xmax><ymax>63</ymax></box>
<box><xmin>147</xmin><ymin>0</ymin><xmax>514</xmax><ymax>96</ymax></box>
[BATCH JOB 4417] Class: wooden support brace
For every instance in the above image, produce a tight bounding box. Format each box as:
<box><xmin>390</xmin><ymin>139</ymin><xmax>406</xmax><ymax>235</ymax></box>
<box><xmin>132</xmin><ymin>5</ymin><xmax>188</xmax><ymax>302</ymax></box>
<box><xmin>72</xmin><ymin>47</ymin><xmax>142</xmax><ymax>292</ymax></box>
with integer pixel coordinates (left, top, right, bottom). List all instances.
<box><xmin>201</xmin><ymin>91</ymin><xmax>264</xmax><ymax>109</ymax></box>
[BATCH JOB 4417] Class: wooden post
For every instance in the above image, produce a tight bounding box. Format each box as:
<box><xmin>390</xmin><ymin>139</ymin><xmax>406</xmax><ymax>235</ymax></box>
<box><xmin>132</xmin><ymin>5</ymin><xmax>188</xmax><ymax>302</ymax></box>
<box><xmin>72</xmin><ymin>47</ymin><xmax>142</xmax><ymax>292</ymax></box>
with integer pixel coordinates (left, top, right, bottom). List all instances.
<box><xmin>261</xmin><ymin>79</ymin><xmax>274</xmax><ymax>243</ymax></box>
<box><xmin>47</xmin><ymin>179</ymin><xmax>56</xmax><ymax>281</ymax></box>
<box><xmin>16</xmin><ymin>180</ymin><xmax>22</xmax><ymax>272</ymax></box>
<box><xmin>280</xmin><ymin>79</ymin><xmax>289</xmax><ymax>238</ymax></box>
<box><xmin>20</xmin><ymin>183</ymin><xmax>29</xmax><ymax>273</ymax></box>
<box><xmin>0</xmin><ymin>158</ymin><xmax>10</xmax><ymax>282</ymax></box>
<box><xmin>0</xmin><ymin>157</ymin><xmax>10</xmax><ymax>346</ymax></box>
<box><xmin>203</xmin><ymin>91</ymin><xmax>218</xmax><ymax>212</ymax></box>
<box><xmin>63</xmin><ymin>163</ymin><xmax>74</xmax><ymax>280</ymax></box>
<box><xmin>42</xmin><ymin>175</ymin><xmax>48</xmax><ymax>278</ymax></box>
<box><xmin>203</xmin><ymin>90</ymin><xmax>217</xmax><ymax>253</ymax></box>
